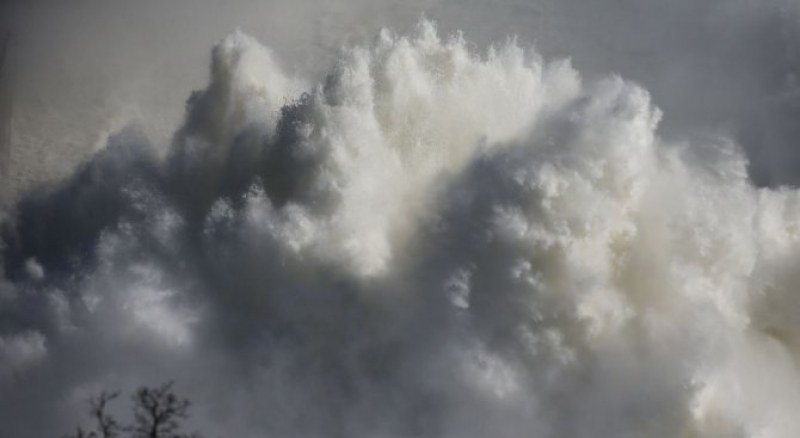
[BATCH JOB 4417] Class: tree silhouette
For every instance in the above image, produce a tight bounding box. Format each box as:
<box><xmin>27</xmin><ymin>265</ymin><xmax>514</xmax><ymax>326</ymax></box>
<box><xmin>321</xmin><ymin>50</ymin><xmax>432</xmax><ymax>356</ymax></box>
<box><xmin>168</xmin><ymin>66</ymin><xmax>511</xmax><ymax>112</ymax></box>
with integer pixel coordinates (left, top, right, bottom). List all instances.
<box><xmin>64</xmin><ymin>382</ymin><xmax>200</xmax><ymax>438</ymax></box>
<box><xmin>130</xmin><ymin>382</ymin><xmax>196</xmax><ymax>438</ymax></box>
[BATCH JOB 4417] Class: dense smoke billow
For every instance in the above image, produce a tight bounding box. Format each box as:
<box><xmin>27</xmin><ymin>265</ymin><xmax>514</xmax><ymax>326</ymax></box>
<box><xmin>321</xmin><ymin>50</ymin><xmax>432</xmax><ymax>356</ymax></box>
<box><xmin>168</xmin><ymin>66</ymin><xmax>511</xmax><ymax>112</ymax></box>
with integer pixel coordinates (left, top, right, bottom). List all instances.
<box><xmin>2</xmin><ymin>2</ymin><xmax>800</xmax><ymax>438</ymax></box>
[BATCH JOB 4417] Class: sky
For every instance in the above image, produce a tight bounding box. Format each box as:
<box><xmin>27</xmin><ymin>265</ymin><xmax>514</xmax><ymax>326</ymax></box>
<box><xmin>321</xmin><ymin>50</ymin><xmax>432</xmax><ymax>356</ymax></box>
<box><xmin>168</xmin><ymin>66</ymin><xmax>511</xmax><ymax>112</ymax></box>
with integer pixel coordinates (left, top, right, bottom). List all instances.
<box><xmin>2</xmin><ymin>1</ymin><xmax>800</xmax><ymax>437</ymax></box>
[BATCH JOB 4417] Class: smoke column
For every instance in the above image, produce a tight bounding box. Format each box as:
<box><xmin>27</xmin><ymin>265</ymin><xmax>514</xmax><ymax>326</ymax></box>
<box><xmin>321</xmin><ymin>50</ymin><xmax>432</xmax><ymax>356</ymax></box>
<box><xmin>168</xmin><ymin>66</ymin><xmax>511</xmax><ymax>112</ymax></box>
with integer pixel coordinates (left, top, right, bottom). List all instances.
<box><xmin>2</xmin><ymin>10</ymin><xmax>800</xmax><ymax>438</ymax></box>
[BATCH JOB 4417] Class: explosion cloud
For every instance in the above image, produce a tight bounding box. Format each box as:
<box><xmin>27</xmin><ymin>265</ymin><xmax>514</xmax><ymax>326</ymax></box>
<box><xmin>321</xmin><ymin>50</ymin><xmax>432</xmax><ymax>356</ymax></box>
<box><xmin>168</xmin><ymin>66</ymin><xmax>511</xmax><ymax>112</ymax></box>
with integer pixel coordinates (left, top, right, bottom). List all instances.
<box><xmin>2</xmin><ymin>9</ymin><xmax>800</xmax><ymax>438</ymax></box>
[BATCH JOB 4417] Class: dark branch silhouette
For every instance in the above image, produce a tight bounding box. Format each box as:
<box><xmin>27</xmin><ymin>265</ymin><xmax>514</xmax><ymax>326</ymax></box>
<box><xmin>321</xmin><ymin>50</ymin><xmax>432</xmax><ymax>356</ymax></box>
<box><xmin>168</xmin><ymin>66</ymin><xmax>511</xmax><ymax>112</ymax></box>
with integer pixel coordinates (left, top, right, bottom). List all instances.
<box><xmin>130</xmin><ymin>381</ymin><xmax>195</xmax><ymax>438</ymax></box>
<box><xmin>90</xmin><ymin>391</ymin><xmax>123</xmax><ymax>438</ymax></box>
<box><xmin>63</xmin><ymin>382</ymin><xmax>201</xmax><ymax>438</ymax></box>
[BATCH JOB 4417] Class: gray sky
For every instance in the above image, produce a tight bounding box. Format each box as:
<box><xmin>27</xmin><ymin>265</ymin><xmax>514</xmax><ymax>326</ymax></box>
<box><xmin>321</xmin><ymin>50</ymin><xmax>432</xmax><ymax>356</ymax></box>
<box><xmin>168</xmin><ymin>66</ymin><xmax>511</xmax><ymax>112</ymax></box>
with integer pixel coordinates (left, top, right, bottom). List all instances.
<box><xmin>2</xmin><ymin>0</ymin><xmax>800</xmax><ymax>202</ymax></box>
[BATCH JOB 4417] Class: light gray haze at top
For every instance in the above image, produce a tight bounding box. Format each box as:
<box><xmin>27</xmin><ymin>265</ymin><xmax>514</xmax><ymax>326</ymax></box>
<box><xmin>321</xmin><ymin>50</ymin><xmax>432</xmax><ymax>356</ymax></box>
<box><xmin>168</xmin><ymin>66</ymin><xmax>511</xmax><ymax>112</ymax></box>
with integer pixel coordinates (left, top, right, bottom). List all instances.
<box><xmin>3</xmin><ymin>0</ymin><xmax>799</xmax><ymax>201</ymax></box>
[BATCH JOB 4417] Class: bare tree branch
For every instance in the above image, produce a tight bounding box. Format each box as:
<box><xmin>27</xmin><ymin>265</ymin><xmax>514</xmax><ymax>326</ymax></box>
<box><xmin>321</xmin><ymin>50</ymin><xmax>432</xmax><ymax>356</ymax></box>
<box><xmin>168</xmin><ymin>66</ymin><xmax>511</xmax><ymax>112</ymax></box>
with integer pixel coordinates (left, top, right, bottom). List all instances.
<box><xmin>130</xmin><ymin>381</ymin><xmax>193</xmax><ymax>438</ymax></box>
<box><xmin>89</xmin><ymin>390</ymin><xmax>122</xmax><ymax>438</ymax></box>
<box><xmin>63</xmin><ymin>381</ymin><xmax>201</xmax><ymax>438</ymax></box>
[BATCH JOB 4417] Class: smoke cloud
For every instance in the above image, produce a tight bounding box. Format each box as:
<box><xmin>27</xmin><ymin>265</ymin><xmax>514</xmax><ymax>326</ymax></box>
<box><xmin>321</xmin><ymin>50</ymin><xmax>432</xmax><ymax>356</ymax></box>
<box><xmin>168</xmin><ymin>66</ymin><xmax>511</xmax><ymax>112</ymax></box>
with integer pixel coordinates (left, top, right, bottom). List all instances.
<box><xmin>2</xmin><ymin>6</ymin><xmax>800</xmax><ymax>438</ymax></box>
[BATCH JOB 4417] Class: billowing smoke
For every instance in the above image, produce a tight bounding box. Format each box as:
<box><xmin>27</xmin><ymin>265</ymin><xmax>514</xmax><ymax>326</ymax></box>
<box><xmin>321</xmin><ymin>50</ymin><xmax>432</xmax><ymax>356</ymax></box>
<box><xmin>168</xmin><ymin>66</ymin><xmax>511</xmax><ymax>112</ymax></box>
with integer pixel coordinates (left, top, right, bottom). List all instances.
<box><xmin>3</xmin><ymin>18</ymin><xmax>800</xmax><ymax>438</ymax></box>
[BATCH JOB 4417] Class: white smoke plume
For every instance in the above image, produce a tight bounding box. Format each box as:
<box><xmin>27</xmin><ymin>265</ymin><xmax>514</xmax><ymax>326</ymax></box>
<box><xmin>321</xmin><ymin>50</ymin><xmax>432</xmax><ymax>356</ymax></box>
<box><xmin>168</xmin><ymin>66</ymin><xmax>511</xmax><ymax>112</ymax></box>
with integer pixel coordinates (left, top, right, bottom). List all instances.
<box><xmin>3</xmin><ymin>16</ymin><xmax>800</xmax><ymax>438</ymax></box>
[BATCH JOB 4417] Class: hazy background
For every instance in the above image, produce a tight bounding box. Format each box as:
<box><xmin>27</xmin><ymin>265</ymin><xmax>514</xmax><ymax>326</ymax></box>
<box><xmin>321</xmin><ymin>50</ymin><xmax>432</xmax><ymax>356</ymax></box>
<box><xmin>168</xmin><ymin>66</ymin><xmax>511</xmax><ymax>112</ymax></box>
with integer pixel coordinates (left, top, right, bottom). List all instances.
<box><xmin>2</xmin><ymin>0</ymin><xmax>800</xmax><ymax>207</ymax></box>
